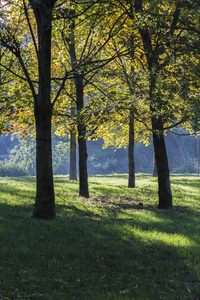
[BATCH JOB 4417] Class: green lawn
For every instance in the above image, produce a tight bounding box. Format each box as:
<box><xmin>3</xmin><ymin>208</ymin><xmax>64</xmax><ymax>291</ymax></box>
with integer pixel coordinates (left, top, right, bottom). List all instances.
<box><xmin>0</xmin><ymin>174</ymin><xmax>199</xmax><ymax>299</ymax></box>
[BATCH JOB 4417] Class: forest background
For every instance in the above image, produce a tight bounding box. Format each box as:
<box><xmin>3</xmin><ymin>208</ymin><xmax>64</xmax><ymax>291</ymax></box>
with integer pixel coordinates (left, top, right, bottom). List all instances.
<box><xmin>0</xmin><ymin>130</ymin><xmax>198</xmax><ymax>177</ymax></box>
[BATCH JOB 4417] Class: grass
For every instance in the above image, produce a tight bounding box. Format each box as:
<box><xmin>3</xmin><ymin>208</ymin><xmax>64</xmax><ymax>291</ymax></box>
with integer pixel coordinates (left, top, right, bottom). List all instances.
<box><xmin>0</xmin><ymin>174</ymin><xmax>199</xmax><ymax>299</ymax></box>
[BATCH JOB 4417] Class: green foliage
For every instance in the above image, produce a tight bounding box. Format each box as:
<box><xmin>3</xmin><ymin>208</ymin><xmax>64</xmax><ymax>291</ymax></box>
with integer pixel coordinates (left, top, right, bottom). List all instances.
<box><xmin>0</xmin><ymin>175</ymin><xmax>199</xmax><ymax>299</ymax></box>
<box><xmin>8</xmin><ymin>135</ymin><xmax>36</xmax><ymax>175</ymax></box>
<box><xmin>52</xmin><ymin>138</ymin><xmax>70</xmax><ymax>175</ymax></box>
<box><xmin>88</xmin><ymin>145</ymin><xmax>128</xmax><ymax>175</ymax></box>
<box><xmin>87</xmin><ymin>140</ymin><xmax>153</xmax><ymax>175</ymax></box>
<box><xmin>0</xmin><ymin>134</ymin><xmax>70</xmax><ymax>176</ymax></box>
<box><xmin>169</xmin><ymin>131</ymin><xmax>197</xmax><ymax>174</ymax></box>
<box><xmin>0</xmin><ymin>160</ymin><xmax>27</xmax><ymax>177</ymax></box>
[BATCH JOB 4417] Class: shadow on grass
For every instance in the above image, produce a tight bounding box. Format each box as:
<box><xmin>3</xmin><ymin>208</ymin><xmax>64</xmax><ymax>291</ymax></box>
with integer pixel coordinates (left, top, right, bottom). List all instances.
<box><xmin>171</xmin><ymin>177</ymin><xmax>200</xmax><ymax>189</ymax></box>
<box><xmin>0</xmin><ymin>200</ymin><xmax>199</xmax><ymax>300</ymax></box>
<box><xmin>0</xmin><ymin>176</ymin><xmax>199</xmax><ymax>299</ymax></box>
<box><xmin>89</xmin><ymin>194</ymin><xmax>200</xmax><ymax>239</ymax></box>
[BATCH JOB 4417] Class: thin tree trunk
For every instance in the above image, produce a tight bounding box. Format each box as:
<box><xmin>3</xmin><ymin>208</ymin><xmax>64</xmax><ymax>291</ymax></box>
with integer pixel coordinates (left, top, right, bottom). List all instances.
<box><xmin>69</xmin><ymin>129</ymin><xmax>77</xmax><ymax>180</ymax></box>
<box><xmin>69</xmin><ymin>106</ymin><xmax>77</xmax><ymax>180</ymax></box>
<box><xmin>75</xmin><ymin>75</ymin><xmax>89</xmax><ymax>198</ymax></box>
<box><xmin>152</xmin><ymin>117</ymin><xmax>172</xmax><ymax>209</ymax></box>
<box><xmin>128</xmin><ymin>112</ymin><xmax>135</xmax><ymax>188</ymax></box>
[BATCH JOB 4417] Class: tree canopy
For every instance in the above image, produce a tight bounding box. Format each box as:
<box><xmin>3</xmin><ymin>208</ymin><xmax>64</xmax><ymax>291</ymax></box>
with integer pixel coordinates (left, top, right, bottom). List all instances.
<box><xmin>0</xmin><ymin>0</ymin><xmax>200</xmax><ymax>217</ymax></box>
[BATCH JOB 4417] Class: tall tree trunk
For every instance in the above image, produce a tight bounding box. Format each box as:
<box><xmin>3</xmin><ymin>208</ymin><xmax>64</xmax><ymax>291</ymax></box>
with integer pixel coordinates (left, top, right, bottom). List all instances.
<box><xmin>128</xmin><ymin>111</ymin><xmax>135</xmax><ymax>188</ymax></box>
<box><xmin>75</xmin><ymin>75</ymin><xmax>89</xmax><ymax>198</ymax></box>
<box><xmin>31</xmin><ymin>0</ymin><xmax>56</xmax><ymax>219</ymax></box>
<box><xmin>69</xmin><ymin>106</ymin><xmax>77</xmax><ymax>180</ymax></box>
<box><xmin>152</xmin><ymin>117</ymin><xmax>172</xmax><ymax>209</ymax></box>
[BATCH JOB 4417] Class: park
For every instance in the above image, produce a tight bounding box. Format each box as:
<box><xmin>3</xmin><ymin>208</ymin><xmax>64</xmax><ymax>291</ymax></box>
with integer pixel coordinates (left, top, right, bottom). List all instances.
<box><xmin>0</xmin><ymin>0</ymin><xmax>200</xmax><ymax>299</ymax></box>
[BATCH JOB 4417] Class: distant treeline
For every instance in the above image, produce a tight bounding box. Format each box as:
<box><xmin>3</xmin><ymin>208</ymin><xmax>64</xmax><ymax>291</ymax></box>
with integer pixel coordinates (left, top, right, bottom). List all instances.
<box><xmin>0</xmin><ymin>131</ymin><xmax>197</xmax><ymax>177</ymax></box>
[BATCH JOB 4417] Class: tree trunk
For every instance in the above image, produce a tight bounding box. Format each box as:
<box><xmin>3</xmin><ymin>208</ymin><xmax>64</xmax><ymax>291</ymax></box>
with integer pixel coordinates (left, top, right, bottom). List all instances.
<box><xmin>75</xmin><ymin>75</ymin><xmax>89</xmax><ymax>198</ymax></box>
<box><xmin>128</xmin><ymin>112</ymin><xmax>135</xmax><ymax>188</ymax></box>
<box><xmin>69</xmin><ymin>106</ymin><xmax>77</xmax><ymax>180</ymax></box>
<box><xmin>153</xmin><ymin>151</ymin><xmax>158</xmax><ymax>177</ymax></box>
<box><xmin>31</xmin><ymin>0</ymin><xmax>56</xmax><ymax>218</ymax></box>
<box><xmin>33</xmin><ymin>110</ymin><xmax>55</xmax><ymax>219</ymax></box>
<box><xmin>152</xmin><ymin>117</ymin><xmax>172</xmax><ymax>209</ymax></box>
<box><xmin>69</xmin><ymin>129</ymin><xmax>77</xmax><ymax>180</ymax></box>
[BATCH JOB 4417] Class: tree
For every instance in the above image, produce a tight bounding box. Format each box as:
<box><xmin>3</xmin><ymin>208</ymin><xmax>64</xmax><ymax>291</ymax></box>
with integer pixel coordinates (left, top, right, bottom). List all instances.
<box><xmin>128</xmin><ymin>107</ymin><xmax>135</xmax><ymax>187</ymax></box>
<box><xmin>64</xmin><ymin>12</ymin><xmax>89</xmax><ymax>197</ymax></box>
<box><xmin>57</xmin><ymin>1</ymin><xmax>127</xmax><ymax>196</ymax></box>
<box><xmin>0</xmin><ymin>0</ymin><xmax>64</xmax><ymax>218</ymax></box>
<box><xmin>82</xmin><ymin>41</ymin><xmax>150</xmax><ymax>188</ymax></box>
<box><xmin>27</xmin><ymin>0</ymin><xmax>57</xmax><ymax>218</ymax></box>
<box><xmin>105</xmin><ymin>0</ymin><xmax>200</xmax><ymax>208</ymax></box>
<box><xmin>133</xmin><ymin>0</ymin><xmax>198</xmax><ymax>208</ymax></box>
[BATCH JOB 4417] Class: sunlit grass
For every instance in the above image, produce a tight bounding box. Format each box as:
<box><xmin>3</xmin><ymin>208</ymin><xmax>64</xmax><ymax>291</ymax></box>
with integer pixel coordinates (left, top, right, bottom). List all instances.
<box><xmin>0</xmin><ymin>174</ymin><xmax>199</xmax><ymax>299</ymax></box>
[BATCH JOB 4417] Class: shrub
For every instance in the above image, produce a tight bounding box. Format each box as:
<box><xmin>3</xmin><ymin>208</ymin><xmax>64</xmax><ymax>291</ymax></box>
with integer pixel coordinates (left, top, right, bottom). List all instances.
<box><xmin>0</xmin><ymin>160</ymin><xmax>28</xmax><ymax>177</ymax></box>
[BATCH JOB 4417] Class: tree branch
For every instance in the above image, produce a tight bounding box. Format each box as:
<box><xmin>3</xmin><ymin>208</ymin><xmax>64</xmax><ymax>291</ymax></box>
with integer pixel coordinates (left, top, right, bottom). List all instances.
<box><xmin>23</xmin><ymin>0</ymin><xmax>39</xmax><ymax>62</ymax></box>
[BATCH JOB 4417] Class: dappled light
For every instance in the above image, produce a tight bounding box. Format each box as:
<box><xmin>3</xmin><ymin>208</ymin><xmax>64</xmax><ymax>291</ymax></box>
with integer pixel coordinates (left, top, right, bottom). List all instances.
<box><xmin>0</xmin><ymin>175</ymin><xmax>199</xmax><ymax>299</ymax></box>
<box><xmin>0</xmin><ymin>0</ymin><xmax>200</xmax><ymax>298</ymax></box>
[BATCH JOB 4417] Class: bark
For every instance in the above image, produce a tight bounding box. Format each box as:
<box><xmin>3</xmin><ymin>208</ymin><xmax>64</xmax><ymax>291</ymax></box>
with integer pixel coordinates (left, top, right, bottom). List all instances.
<box><xmin>78</xmin><ymin>133</ymin><xmax>89</xmax><ymax>198</ymax></box>
<box><xmin>69</xmin><ymin>129</ymin><xmax>77</xmax><ymax>180</ymax></box>
<box><xmin>76</xmin><ymin>75</ymin><xmax>89</xmax><ymax>198</ymax></box>
<box><xmin>34</xmin><ymin>110</ymin><xmax>55</xmax><ymax>219</ymax></box>
<box><xmin>69</xmin><ymin>106</ymin><xmax>77</xmax><ymax>180</ymax></box>
<box><xmin>152</xmin><ymin>117</ymin><xmax>172</xmax><ymax>209</ymax></box>
<box><xmin>128</xmin><ymin>112</ymin><xmax>135</xmax><ymax>188</ymax></box>
<box><xmin>153</xmin><ymin>152</ymin><xmax>158</xmax><ymax>177</ymax></box>
<box><xmin>30</xmin><ymin>0</ymin><xmax>56</xmax><ymax>219</ymax></box>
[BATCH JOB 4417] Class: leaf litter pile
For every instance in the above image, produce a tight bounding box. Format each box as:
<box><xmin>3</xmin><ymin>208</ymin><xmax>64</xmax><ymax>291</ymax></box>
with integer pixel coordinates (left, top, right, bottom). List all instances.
<box><xmin>90</xmin><ymin>195</ymin><xmax>154</xmax><ymax>212</ymax></box>
<box><xmin>89</xmin><ymin>195</ymin><xmax>190</xmax><ymax>214</ymax></box>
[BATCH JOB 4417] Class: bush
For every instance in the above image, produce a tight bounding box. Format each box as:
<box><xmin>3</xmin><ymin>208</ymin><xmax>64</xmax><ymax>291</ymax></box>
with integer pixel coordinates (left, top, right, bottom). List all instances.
<box><xmin>0</xmin><ymin>134</ymin><xmax>70</xmax><ymax>177</ymax></box>
<box><xmin>0</xmin><ymin>160</ymin><xmax>28</xmax><ymax>177</ymax></box>
<box><xmin>52</xmin><ymin>140</ymin><xmax>70</xmax><ymax>175</ymax></box>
